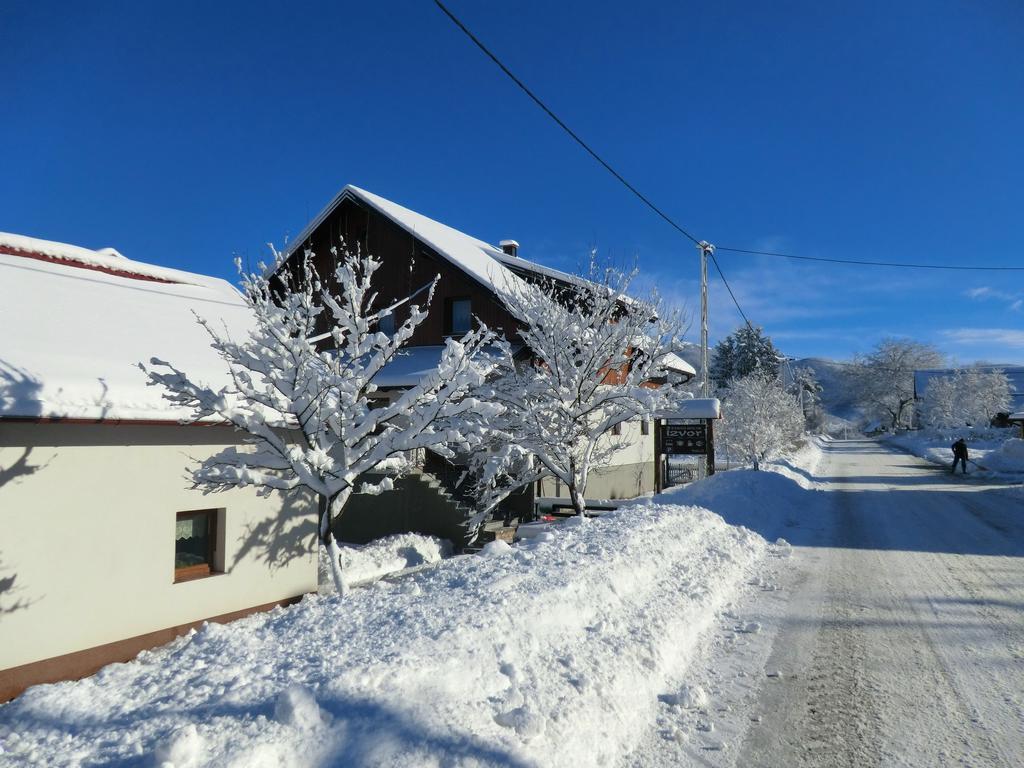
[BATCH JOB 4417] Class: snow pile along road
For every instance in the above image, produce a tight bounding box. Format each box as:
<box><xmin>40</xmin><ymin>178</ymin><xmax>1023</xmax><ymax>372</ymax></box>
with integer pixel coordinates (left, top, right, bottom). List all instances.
<box><xmin>980</xmin><ymin>437</ymin><xmax>1024</xmax><ymax>473</ymax></box>
<box><xmin>318</xmin><ymin>533</ymin><xmax>453</xmax><ymax>593</ymax></box>
<box><xmin>0</xmin><ymin>503</ymin><xmax>769</xmax><ymax>767</ymax></box>
<box><xmin>886</xmin><ymin>429</ymin><xmax>1024</xmax><ymax>478</ymax></box>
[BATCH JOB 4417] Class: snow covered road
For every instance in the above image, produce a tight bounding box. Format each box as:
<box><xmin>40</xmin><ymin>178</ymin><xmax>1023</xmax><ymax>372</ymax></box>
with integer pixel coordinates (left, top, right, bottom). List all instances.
<box><xmin>738</xmin><ymin>438</ymin><xmax>1024</xmax><ymax>767</ymax></box>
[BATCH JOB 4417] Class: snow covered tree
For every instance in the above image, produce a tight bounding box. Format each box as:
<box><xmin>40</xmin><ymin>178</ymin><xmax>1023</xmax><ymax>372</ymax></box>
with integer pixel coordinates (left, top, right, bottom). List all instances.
<box><xmin>922</xmin><ymin>371</ymin><xmax>960</xmax><ymax>429</ymax></box>
<box><xmin>710</xmin><ymin>325</ymin><xmax>782</xmax><ymax>386</ymax></box>
<box><xmin>790</xmin><ymin>364</ymin><xmax>824</xmax><ymax>423</ymax></box>
<box><xmin>922</xmin><ymin>367</ymin><xmax>1010</xmax><ymax>428</ymax></box>
<box><xmin>718</xmin><ymin>372</ymin><xmax>804</xmax><ymax>470</ymax></box>
<box><xmin>849</xmin><ymin>339</ymin><xmax>944</xmax><ymax>430</ymax></box>
<box><xmin>143</xmin><ymin>245</ymin><xmax>501</xmax><ymax>594</ymax></box>
<box><xmin>470</xmin><ymin>262</ymin><xmax>687</xmax><ymax>518</ymax></box>
<box><xmin>961</xmin><ymin>367</ymin><xmax>1011</xmax><ymax>426</ymax></box>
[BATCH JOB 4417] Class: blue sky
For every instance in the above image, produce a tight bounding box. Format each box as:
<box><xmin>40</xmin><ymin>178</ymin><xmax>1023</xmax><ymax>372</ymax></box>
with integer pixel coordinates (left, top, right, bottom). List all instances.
<box><xmin>3</xmin><ymin>1</ymin><xmax>1022</xmax><ymax>363</ymax></box>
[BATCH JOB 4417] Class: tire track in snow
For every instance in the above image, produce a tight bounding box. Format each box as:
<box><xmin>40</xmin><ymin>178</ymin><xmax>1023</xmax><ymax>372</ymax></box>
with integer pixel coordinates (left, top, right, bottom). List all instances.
<box><xmin>737</xmin><ymin>439</ymin><xmax>1024</xmax><ymax>768</ymax></box>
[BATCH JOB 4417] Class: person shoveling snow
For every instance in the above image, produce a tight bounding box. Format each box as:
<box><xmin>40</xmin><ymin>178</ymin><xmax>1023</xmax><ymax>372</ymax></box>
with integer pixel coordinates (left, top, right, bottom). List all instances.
<box><xmin>951</xmin><ymin>438</ymin><xmax>969</xmax><ymax>474</ymax></box>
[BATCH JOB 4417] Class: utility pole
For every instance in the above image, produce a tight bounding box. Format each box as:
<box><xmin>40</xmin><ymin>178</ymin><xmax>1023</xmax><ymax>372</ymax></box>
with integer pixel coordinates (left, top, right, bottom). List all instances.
<box><xmin>698</xmin><ymin>241</ymin><xmax>714</xmax><ymax>398</ymax></box>
<box><xmin>696</xmin><ymin>241</ymin><xmax>714</xmax><ymax>482</ymax></box>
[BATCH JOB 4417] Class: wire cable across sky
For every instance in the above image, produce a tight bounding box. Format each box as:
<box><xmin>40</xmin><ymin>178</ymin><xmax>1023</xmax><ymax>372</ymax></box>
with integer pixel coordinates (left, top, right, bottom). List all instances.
<box><xmin>716</xmin><ymin>245</ymin><xmax>1024</xmax><ymax>272</ymax></box>
<box><xmin>433</xmin><ymin>0</ymin><xmax>1024</xmax><ymax>338</ymax></box>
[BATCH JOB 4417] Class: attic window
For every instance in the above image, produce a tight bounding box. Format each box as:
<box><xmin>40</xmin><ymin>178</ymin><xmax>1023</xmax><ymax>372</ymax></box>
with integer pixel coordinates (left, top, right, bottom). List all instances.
<box><xmin>447</xmin><ymin>297</ymin><xmax>472</xmax><ymax>336</ymax></box>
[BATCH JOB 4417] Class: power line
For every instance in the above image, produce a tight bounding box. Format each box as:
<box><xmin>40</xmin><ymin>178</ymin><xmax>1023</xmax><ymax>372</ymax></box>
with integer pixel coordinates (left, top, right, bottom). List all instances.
<box><xmin>717</xmin><ymin>246</ymin><xmax>1024</xmax><ymax>272</ymax></box>
<box><xmin>707</xmin><ymin>252</ymin><xmax>753</xmax><ymax>329</ymax></box>
<box><xmin>434</xmin><ymin>0</ymin><xmax>762</xmax><ymax>335</ymax></box>
<box><xmin>433</xmin><ymin>0</ymin><xmax>701</xmax><ymax>247</ymax></box>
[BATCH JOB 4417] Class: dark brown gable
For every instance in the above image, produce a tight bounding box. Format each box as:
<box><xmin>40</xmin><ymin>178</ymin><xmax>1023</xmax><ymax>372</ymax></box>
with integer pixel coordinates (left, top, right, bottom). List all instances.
<box><xmin>281</xmin><ymin>196</ymin><xmax>522</xmax><ymax>346</ymax></box>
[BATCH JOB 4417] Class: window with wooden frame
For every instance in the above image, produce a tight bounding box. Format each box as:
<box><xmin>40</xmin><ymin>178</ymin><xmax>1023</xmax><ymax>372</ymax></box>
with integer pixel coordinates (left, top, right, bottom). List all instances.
<box><xmin>445</xmin><ymin>296</ymin><xmax>472</xmax><ymax>336</ymax></box>
<box><xmin>174</xmin><ymin>509</ymin><xmax>219</xmax><ymax>582</ymax></box>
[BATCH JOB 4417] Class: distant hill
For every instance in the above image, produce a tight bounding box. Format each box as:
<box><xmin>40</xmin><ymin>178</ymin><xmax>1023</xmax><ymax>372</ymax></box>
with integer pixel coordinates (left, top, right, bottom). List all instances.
<box><xmin>791</xmin><ymin>357</ymin><xmax>862</xmax><ymax>421</ymax></box>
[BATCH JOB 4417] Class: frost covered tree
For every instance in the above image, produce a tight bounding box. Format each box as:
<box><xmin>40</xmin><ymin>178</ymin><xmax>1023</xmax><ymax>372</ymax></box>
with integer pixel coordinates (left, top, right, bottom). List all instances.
<box><xmin>710</xmin><ymin>325</ymin><xmax>782</xmax><ymax>386</ymax></box>
<box><xmin>470</xmin><ymin>263</ymin><xmax>686</xmax><ymax>518</ymax></box>
<box><xmin>143</xmin><ymin>246</ymin><xmax>500</xmax><ymax>594</ymax></box>
<box><xmin>718</xmin><ymin>372</ymin><xmax>804</xmax><ymax>470</ymax></box>
<box><xmin>922</xmin><ymin>372</ymin><xmax>960</xmax><ymax>429</ymax></box>
<box><xmin>849</xmin><ymin>339</ymin><xmax>944</xmax><ymax>430</ymax></box>
<box><xmin>961</xmin><ymin>367</ymin><xmax>1011</xmax><ymax>426</ymax></box>
<box><xmin>790</xmin><ymin>365</ymin><xmax>823</xmax><ymax>422</ymax></box>
<box><xmin>923</xmin><ymin>367</ymin><xmax>1010</xmax><ymax>428</ymax></box>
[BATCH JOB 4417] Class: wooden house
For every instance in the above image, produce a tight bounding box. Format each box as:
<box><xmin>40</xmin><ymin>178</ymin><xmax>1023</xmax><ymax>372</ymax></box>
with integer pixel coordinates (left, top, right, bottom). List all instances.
<box><xmin>274</xmin><ymin>186</ymin><xmax>695</xmax><ymax>544</ymax></box>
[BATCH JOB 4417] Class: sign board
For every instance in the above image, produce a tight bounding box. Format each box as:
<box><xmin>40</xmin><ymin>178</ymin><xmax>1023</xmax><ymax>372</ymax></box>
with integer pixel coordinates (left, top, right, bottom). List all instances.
<box><xmin>663</xmin><ymin>423</ymin><xmax>708</xmax><ymax>455</ymax></box>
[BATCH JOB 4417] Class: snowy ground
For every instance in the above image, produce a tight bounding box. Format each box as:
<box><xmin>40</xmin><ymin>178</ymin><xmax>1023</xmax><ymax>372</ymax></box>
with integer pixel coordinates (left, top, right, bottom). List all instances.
<box><xmin>5</xmin><ymin>437</ymin><xmax>1020</xmax><ymax>766</ymax></box>
<box><xmin>885</xmin><ymin>428</ymin><xmax>1024</xmax><ymax>479</ymax></box>
<box><xmin>734</xmin><ymin>438</ymin><xmax>1024</xmax><ymax>766</ymax></box>
<box><xmin>0</xmin><ymin>489</ymin><xmax>786</xmax><ymax>766</ymax></box>
<box><xmin>318</xmin><ymin>533</ymin><xmax>453</xmax><ymax>593</ymax></box>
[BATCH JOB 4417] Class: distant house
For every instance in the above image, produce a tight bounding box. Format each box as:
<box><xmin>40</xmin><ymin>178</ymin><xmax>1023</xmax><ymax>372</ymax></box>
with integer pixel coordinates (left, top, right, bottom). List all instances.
<box><xmin>274</xmin><ymin>185</ymin><xmax>695</xmax><ymax>543</ymax></box>
<box><xmin>0</xmin><ymin>233</ymin><xmax>317</xmax><ymax>702</ymax></box>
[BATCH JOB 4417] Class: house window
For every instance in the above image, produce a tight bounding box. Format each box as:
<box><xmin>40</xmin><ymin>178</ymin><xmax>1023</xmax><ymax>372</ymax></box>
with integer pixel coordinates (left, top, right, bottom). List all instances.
<box><xmin>447</xmin><ymin>297</ymin><xmax>472</xmax><ymax>335</ymax></box>
<box><xmin>611</xmin><ymin>422</ymin><xmax>622</xmax><ymax>436</ymax></box>
<box><xmin>175</xmin><ymin>510</ymin><xmax>218</xmax><ymax>582</ymax></box>
<box><xmin>641</xmin><ymin>418</ymin><xmax>650</xmax><ymax>436</ymax></box>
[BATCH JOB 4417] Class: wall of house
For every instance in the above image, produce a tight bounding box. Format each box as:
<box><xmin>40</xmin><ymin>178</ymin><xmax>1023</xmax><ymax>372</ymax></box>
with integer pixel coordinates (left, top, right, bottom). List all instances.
<box><xmin>536</xmin><ymin>418</ymin><xmax>656</xmax><ymax>501</ymax></box>
<box><xmin>0</xmin><ymin>422</ymin><xmax>317</xmax><ymax>685</ymax></box>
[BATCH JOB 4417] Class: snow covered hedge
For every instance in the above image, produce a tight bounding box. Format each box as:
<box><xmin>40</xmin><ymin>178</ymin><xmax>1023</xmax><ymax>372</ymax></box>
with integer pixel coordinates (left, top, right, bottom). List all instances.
<box><xmin>0</xmin><ymin>503</ymin><xmax>768</xmax><ymax>767</ymax></box>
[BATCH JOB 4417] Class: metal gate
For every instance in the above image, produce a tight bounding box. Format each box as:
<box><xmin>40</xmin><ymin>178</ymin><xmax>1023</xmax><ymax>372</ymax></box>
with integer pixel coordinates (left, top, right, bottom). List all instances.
<box><xmin>665</xmin><ymin>463</ymin><xmax>696</xmax><ymax>486</ymax></box>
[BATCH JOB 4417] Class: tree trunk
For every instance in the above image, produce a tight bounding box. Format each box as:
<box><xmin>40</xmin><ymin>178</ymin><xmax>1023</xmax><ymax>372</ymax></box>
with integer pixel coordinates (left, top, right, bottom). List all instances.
<box><xmin>319</xmin><ymin>489</ymin><xmax>351</xmax><ymax>597</ymax></box>
<box><xmin>568</xmin><ymin>484</ymin><xmax>586</xmax><ymax>519</ymax></box>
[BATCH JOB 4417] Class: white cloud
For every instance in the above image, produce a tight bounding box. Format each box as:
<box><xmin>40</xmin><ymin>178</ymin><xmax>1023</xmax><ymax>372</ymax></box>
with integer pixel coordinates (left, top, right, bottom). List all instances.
<box><xmin>964</xmin><ymin>285</ymin><xmax>1022</xmax><ymax>310</ymax></box>
<box><xmin>941</xmin><ymin>328</ymin><xmax>1024</xmax><ymax>348</ymax></box>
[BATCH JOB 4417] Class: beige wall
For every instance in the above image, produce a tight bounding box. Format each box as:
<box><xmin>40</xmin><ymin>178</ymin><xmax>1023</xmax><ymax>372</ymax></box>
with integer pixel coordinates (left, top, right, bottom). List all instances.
<box><xmin>538</xmin><ymin>418</ymin><xmax>656</xmax><ymax>500</ymax></box>
<box><xmin>0</xmin><ymin>423</ymin><xmax>317</xmax><ymax>671</ymax></box>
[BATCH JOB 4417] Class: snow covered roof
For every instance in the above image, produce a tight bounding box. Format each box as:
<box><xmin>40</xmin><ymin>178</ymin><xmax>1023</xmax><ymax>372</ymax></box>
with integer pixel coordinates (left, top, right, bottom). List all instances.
<box><xmin>662</xmin><ymin>352</ymin><xmax>697</xmax><ymax>378</ymax></box>
<box><xmin>0</xmin><ymin>232</ymin><xmax>210</xmax><ymax>287</ymax></box>
<box><xmin>283</xmin><ymin>185</ymin><xmax>630</xmax><ymax>307</ymax></box>
<box><xmin>0</xmin><ymin>233</ymin><xmax>252</xmax><ymax>422</ymax></box>
<box><xmin>282</xmin><ymin>185</ymin><xmax>527</xmax><ymax>299</ymax></box>
<box><xmin>656</xmin><ymin>398</ymin><xmax>721</xmax><ymax>420</ymax></box>
<box><xmin>370</xmin><ymin>344</ymin><xmax>518</xmax><ymax>388</ymax></box>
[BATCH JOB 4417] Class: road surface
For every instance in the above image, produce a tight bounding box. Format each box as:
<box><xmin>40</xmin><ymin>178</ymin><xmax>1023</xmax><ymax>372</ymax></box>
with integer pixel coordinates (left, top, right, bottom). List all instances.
<box><xmin>738</xmin><ymin>438</ymin><xmax>1024</xmax><ymax>767</ymax></box>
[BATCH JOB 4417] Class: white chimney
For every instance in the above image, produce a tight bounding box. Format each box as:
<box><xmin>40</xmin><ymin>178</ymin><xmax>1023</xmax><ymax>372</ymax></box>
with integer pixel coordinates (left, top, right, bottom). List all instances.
<box><xmin>499</xmin><ymin>239</ymin><xmax>519</xmax><ymax>258</ymax></box>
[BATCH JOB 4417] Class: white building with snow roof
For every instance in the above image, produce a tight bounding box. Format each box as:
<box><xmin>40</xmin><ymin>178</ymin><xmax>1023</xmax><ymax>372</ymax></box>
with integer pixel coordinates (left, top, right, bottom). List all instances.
<box><xmin>0</xmin><ymin>233</ymin><xmax>317</xmax><ymax>702</ymax></box>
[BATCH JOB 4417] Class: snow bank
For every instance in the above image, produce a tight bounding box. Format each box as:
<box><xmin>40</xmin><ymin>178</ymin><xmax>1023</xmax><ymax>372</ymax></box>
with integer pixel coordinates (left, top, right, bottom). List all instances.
<box><xmin>980</xmin><ymin>438</ymin><xmax>1024</xmax><ymax>473</ymax></box>
<box><xmin>656</xmin><ymin>467</ymin><xmax>819</xmax><ymax>544</ymax></box>
<box><xmin>885</xmin><ymin>428</ymin><xmax>1024</xmax><ymax>478</ymax></box>
<box><xmin>318</xmin><ymin>533</ymin><xmax>453</xmax><ymax>593</ymax></box>
<box><xmin>766</xmin><ymin>436</ymin><xmax>827</xmax><ymax>489</ymax></box>
<box><xmin>0</xmin><ymin>503</ymin><xmax>767</xmax><ymax>767</ymax></box>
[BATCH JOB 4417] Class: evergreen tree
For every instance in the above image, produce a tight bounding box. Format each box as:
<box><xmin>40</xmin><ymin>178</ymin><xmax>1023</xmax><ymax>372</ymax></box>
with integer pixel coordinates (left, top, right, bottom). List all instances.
<box><xmin>710</xmin><ymin>325</ymin><xmax>781</xmax><ymax>386</ymax></box>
